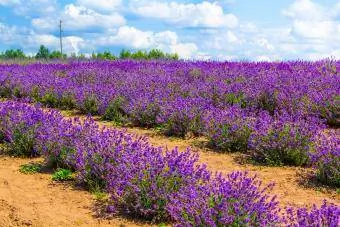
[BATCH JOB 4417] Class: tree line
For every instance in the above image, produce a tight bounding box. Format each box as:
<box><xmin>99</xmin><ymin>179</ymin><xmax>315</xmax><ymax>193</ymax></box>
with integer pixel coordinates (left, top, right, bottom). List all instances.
<box><xmin>0</xmin><ymin>45</ymin><xmax>179</xmax><ymax>60</ymax></box>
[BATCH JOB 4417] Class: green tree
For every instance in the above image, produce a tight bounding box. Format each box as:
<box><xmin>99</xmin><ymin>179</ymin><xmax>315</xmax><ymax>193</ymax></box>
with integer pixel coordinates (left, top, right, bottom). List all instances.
<box><xmin>35</xmin><ymin>45</ymin><xmax>50</xmax><ymax>59</ymax></box>
<box><xmin>49</xmin><ymin>50</ymin><xmax>66</xmax><ymax>59</ymax></box>
<box><xmin>0</xmin><ymin>49</ymin><xmax>26</xmax><ymax>59</ymax></box>
<box><xmin>131</xmin><ymin>50</ymin><xmax>148</xmax><ymax>59</ymax></box>
<box><xmin>165</xmin><ymin>52</ymin><xmax>179</xmax><ymax>60</ymax></box>
<box><xmin>148</xmin><ymin>49</ymin><xmax>165</xmax><ymax>59</ymax></box>
<box><xmin>119</xmin><ymin>49</ymin><xmax>131</xmax><ymax>59</ymax></box>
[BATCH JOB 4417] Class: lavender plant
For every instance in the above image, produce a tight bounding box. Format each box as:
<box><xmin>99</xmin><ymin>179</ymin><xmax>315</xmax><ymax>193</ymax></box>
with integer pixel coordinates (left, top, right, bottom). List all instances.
<box><xmin>309</xmin><ymin>132</ymin><xmax>340</xmax><ymax>186</ymax></box>
<box><xmin>283</xmin><ymin>201</ymin><xmax>340</xmax><ymax>227</ymax></box>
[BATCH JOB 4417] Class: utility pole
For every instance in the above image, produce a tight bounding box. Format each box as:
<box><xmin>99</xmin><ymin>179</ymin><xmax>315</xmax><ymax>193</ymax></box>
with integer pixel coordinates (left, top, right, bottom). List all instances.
<box><xmin>59</xmin><ymin>20</ymin><xmax>63</xmax><ymax>57</ymax></box>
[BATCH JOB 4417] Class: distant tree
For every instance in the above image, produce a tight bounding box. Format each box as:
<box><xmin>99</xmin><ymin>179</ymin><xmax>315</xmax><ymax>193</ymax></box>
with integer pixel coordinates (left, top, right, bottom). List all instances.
<box><xmin>94</xmin><ymin>50</ymin><xmax>117</xmax><ymax>60</ymax></box>
<box><xmin>0</xmin><ymin>49</ymin><xmax>26</xmax><ymax>59</ymax></box>
<box><xmin>131</xmin><ymin>50</ymin><xmax>148</xmax><ymax>59</ymax></box>
<box><xmin>148</xmin><ymin>49</ymin><xmax>165</xmax><ymax>59</ymax></box>
<box><xmin>78</xmin><ymin>53</ymin><xmax>86</xmax><ymax>59</ymax></box>
<box><xmin>165</xmin><ymin>52</ymin><xmax>179</xmax><ymax>60</ymax></box>
<box><xmin>35</xmin><ymin>45</ymin><xmax>50</xmax><ymax>59</ymax></box>
<box><xmin>119</xmin><ymin>49</ymin><xmax>131</xmax><ymax>59</ymax></box>
<box><xmin>91</xmin><ymin>52</ymin><xmax>97</xmax><ymax>59</ymax></box>
<box><xmin>102</xmin><ymin>51</ymin><xmax>117</xmax><ymax>60</ymax></box>
<box><xmin>49</xmin><ymin>50</ymin><xmax>66</xmax><ymax>59</ymax></box>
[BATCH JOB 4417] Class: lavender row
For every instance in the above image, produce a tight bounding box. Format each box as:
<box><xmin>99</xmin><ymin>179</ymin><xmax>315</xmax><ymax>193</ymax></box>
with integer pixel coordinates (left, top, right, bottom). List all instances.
<box><xmin>0</xmin><ymin>60</ymin><xmax>339</xmax><ymax>184</ymax></box>
<box><xmin>0</xmin><ymin>100</ymin><xmax>338</xmax><ymax>226</ymax></box>
<box><xmin>0</xmin><ymin>60</ymin><xmax>338</xmax><ymax>126</ymax></box>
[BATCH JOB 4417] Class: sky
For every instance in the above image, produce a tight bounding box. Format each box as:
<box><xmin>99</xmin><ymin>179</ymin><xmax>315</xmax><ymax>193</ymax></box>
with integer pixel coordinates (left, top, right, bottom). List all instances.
<box><xmin>0</xmin><ymin>0</ymin><xmax>339</xmax><ymax>60</ymax></box>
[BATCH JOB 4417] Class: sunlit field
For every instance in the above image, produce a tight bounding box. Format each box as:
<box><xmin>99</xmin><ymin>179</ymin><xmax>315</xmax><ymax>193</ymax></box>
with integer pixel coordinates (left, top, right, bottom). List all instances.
<box><xmin>0</xmin><ymin>59</ymin><xmax>339</xmax><ymax>226</ymax></box>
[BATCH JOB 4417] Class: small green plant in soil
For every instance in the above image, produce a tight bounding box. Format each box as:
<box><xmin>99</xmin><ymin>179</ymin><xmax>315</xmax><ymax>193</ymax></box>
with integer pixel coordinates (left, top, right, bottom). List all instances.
<box><xmin>52</xmin><ymin>168</ymin><xmax>74</xmax><ymax>181</ymax></box>
<box><xmin>19</xmin><ymin>162</ymin><xmax>42</xmax><ymax>174</ymax></box>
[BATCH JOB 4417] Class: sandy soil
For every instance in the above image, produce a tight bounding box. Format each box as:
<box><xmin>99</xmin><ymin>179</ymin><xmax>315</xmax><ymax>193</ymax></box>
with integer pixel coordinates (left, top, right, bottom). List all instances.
<box><xmin>0</xmin><ymin>156</ymin><xmax>146</xmax><ymax>227</ymax></box>
<box><xmin>0</xmin><ymin>109</ymin><xmax>338</xmax><ymax>226</ymax></box>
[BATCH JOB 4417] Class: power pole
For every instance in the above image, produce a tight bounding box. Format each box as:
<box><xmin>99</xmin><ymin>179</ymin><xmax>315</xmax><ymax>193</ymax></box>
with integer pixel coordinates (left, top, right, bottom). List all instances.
<box><xmin>59</xmin><ymin>20</ymin><xmax>63</xmax><ymax>57</ymax></box>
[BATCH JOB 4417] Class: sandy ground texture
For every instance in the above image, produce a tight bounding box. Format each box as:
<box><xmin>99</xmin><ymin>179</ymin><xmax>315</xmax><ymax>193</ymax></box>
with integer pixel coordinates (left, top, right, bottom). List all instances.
<box><xmin>0</xmin><ymin>156</ymin><xmax>148</xmax><ymax>227</ymax></box>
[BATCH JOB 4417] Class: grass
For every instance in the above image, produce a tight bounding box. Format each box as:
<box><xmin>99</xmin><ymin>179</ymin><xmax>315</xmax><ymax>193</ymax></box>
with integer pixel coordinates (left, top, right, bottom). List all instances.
<box><xmin>19</xmin><ymin>162</ymin><xmax>42</xmax><ymax>174</ymax></box>
<box><xmin>52</xmin><ymin>168</ymin><xmax>74</xmax><ymax>181</ymax></box>
<box><xmin>93</xmin><ymin>191</ymin><xmax>109</xmax><ymax>202</ymax></box>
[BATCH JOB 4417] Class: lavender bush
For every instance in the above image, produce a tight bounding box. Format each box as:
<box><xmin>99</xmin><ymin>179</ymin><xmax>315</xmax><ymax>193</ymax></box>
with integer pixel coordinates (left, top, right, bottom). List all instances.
<box><xmin>283</xmin><ymin>201</ymin><xmax>340</xmax><ymax>227</ymax></box>
<box><xmin>309</xmin><ymin>132</ymin><xmax>340</xmax><ymax>186</ymax></box>
<box><xmin>248</xmin><ymin>112</ymin><xmax>324</xmax><ymax>166</ymax></box>
<box><xmin>204</xmin><ymin>106</ymin><xmax>253</xmax><ymax>152</ymax></box>
<box><xmin>168</xmin><ymin>171</ymin><xmax>281</xmax><ymax>226</ymax></box>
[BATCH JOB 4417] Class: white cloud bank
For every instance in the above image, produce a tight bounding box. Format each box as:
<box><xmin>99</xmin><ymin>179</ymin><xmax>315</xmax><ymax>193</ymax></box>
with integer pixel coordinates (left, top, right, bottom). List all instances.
<box><xmin>95</xmin><ymin>26</ymin><xmax>198</xmax><ymax>58</ymax></box>
<box><xmin>131</xmin><ymin>1</ymin><xmax>238</xmax><ymax>28</ymax></box>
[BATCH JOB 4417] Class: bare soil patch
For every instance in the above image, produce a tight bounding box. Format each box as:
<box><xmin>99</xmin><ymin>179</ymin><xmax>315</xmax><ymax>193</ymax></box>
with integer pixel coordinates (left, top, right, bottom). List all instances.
<box><xmin>0</xmin><ymin>155</ymin><xmax>145</xmax><ymax>227</ymax></box>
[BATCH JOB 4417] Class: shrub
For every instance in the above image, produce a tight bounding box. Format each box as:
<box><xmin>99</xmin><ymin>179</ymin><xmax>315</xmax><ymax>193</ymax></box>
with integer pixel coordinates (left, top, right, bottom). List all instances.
<box><xmin>40</xmin><ymin>92</ymin><xmax>59</xmax><ymax>108</ymax></box>
<box><xmin>0</xmin><ymin>86</ymin><xmax>12</xmax><ymax>98</ymax></box>
<box><xmin>318</xmin><ymin>96</ymin><xmax>340</xmax><ymax>128</ymax></box>
<box><xmin>309</xmin><ymin>132</ymin><xmax>340</xmax><ymax>186</ymax></box>
<box><xmin>248</xmin><ymin>113</ymin><xmax>322</xmax><ymax>166</ymax></box>
<box><xmin>168</xmin><ymin>172</ymin><xmax>281</xmax><ymax>226</ymax></box>
<box><xmin>7</xmin><ymin>127</ymin><xmax>38</xmax><ymax>157</ymax></box>
<box><xmin>129</xmin><ymin>101</ymin><xmax>160</xmax><ymax>128</ymax></box>
<box><xmin>283</xmin><ymin>201</ymin><xmax>340</xmax><ymax>226</ymax></box>
<box><xmin>204</xmin><ymin>106</ymin><xmax>253</xmax><ymax>152</ymax></box>
<box><xmin>0</xmin><ymin>102</ymin><xmax>44</xmax><ymax>157</ymax></box>
<box><xmin>30</xmin><ymin>86</ymin><xmax>41</xmax><ymax>102</ymax></box>
<box><xmin>159</xmin><ymin>100</ymin><xmax>204</xmax><ymax>137</ymax></box>
<box><xmin>82</xmin><ymin>95</ymin><xmax>99</xmax><ymax>115</ymax></box>
<box><xmin>13</xmin><ymin>86</ymin><xmax>24</xmax><ymax>98</ymax></box>
<box><xmin>257</xmin><ymin>91</ymin><xmax>278</xmax><ymax>115</ymax></box>
<box><xmin>102</xmin><ymin>96</ymin><xmax>126</xmax><ymax>123</ymax></box>
<box><xmin>60</xmin><ymin>93</ymin><xmax>76</xmax><ymax>110</ymax></box>
<box><xmin>106</xmin><ymin>149</ymin><xmax>210</xmax><ymax>222</ymax></box>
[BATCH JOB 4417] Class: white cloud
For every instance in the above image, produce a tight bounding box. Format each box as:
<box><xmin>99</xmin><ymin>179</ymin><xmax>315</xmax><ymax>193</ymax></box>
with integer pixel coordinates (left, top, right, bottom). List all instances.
<box><xmin>0</xmin><ymin>0</ymin><xmax>20</xmax><ymax>6</ymax></box>
<box><xmin>170</xmin><ymin>43</ymin><xmax>198</xmax><ymax>58</ymax></box>
<box><xmin>131</xmin><ymin>1</ymin><xmax>238</xmax><ymax>28</ymax></box>
<box><xmin>282</xmin><ymin>0</ymin><xmax>340</xmax><ymax>41</ymax></box>
<box><xmin>256</xmin><ymin>55</ymin><xmax>271</xmax><ymax>62</ymax></box>
<box><xmin>94</xmin><ymin>26</ymin><xmax>198</xmax><ymax>58</ymax></box>
<box><xmin>63</xmin><ymin>4</ymin><xmax>125</xmax><ymax>30</ymax></box>
<box><xmin>25</xmin><ymin>34</ymin><xmax>86</xmax><ymax>54</ymax></box>
<box><xmin>97</xmin><ymin>26</ymin><xmax>153</xmax><ymax>48</ymax></box>
<box><xmin>32</xmin><ymin>4</ymin><xmax>126</xmax><ymax>32</ymax></box>
<box><xmin>240</xmin><ymin>22</ymin><xmax>258</xmax><ymax>33</ymax></box>
<box><xmin>291</xmin><ymin>20</ymin><xmax>337</xmax><ymax>39</ymax></box>
<box><xmin>279</xmin><ymin>0</ymin><xmax>340</xmax><ymax>60</ymax></box>
<box><xmin>0</xmin><ymin>22</ymin><xmax>18</xmax><ymax>43</ymax></box>
<box><xmin>282</xmin><ymin>0</ymin><xmax>327</xmax><ymax>21</ymax></box>
<box><xmin>255</xmin><ymin>38</ymin><xmax>275</xmax><ymax>51</ymax></box>
<box><xmin>76</xmin><ymin>0</ymin><xmax>122</xmax><ymax>12</ymax></box>
<box><xmin>12</xmin><ymin>0</ymin><xmax>57</xmax><ymax>16</ymax></box>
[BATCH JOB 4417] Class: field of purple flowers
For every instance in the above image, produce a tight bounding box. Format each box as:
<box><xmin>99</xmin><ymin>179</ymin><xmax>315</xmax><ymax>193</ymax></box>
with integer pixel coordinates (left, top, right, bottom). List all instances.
<box><xmin>0</xmin><ymin>60</ymin><xmax>339</xmax><ymax>225</ymax></box>
<box><xmin>0</xmin><ymin>100</ymin><xmax>338</xmax><ymax>226</ymax></box>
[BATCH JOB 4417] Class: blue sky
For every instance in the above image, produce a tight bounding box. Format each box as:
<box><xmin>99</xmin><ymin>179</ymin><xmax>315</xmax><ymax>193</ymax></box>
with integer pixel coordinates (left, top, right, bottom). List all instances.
<box><xmin>0</xmin><ymin>0</ymin><xmax>339</xmax><ymax>60</ymax></box>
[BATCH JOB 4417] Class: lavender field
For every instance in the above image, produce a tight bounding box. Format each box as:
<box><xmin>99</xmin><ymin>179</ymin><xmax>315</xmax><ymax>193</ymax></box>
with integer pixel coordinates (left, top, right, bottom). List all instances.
<box><xmin>0</xmin><ymin>60</ymin><xmax>339</xmax><ymax>226</ymax></box>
